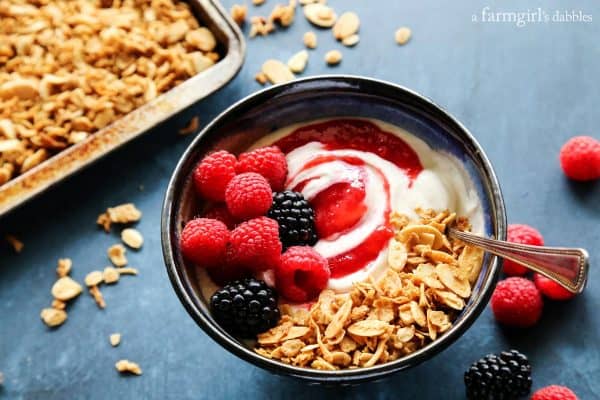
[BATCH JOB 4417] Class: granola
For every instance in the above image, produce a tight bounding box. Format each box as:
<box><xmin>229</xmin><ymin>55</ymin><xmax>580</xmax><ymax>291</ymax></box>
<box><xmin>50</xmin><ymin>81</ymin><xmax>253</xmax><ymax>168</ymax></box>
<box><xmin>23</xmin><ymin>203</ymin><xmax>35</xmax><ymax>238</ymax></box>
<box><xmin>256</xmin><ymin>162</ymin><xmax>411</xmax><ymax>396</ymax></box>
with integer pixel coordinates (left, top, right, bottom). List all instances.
<box><xmin>0</xmin><ymin>0</ymin><xmax>220</xmax><ymax>186</ymax></box>
<box><xmin>253</xmin><ymin>209</ymin><xmax>484</xmax><ymax>369</ymax></box>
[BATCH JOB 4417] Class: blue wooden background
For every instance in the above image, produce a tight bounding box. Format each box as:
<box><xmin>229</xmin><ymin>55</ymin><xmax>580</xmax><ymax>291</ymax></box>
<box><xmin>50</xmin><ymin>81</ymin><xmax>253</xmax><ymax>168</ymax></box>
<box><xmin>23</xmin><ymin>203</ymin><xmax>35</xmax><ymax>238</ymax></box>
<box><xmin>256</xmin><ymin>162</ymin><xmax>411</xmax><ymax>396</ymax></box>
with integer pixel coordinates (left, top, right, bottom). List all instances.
<box><xmin>1</xmin><ymin>0</ymin><xmax>598</xmax><ymax>398</ymax></box>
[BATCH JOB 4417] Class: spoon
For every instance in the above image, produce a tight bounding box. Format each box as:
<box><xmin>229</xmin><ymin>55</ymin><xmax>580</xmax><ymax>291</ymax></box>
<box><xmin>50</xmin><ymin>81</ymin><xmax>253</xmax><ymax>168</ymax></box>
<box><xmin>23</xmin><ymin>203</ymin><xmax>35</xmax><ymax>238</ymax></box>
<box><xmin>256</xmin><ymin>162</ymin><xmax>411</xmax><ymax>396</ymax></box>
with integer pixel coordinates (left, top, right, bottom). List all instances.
<box><xmin>448</xmin><ymin>228</ymin><xmax>589</xmax><ymax>294</ymax></box>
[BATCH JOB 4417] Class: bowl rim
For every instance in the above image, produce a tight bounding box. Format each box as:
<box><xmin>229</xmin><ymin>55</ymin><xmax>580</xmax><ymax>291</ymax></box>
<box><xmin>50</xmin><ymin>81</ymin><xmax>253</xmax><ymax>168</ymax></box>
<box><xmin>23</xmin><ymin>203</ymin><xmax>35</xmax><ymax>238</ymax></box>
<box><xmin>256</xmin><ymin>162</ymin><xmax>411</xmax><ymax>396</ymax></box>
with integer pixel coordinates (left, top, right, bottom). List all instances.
<box><xmin>161</xmin><ymin>75</ymin><xmax>506</xmax><ymax>384</ymax></box>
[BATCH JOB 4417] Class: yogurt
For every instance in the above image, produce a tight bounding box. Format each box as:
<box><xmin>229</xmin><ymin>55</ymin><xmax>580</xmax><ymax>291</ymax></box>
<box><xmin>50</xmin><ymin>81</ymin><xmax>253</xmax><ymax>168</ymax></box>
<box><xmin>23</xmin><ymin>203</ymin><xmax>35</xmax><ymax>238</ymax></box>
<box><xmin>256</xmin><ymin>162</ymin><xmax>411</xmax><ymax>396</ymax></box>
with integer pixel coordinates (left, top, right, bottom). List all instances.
<box><xmin>251</xmin><ymin>118</ymin><xmax>484</xmax><ymax>293</ymax></box>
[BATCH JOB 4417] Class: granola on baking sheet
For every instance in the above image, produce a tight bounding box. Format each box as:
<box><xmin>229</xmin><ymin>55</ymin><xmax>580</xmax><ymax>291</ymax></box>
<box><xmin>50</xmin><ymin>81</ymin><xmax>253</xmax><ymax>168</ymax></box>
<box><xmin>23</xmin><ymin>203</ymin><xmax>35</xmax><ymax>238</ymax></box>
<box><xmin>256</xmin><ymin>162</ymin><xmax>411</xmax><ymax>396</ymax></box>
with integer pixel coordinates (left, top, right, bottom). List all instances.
<box><xmin>0</xmin><ymin>0</ymin><xmax>220</xmax><ymax>185</ymax></box>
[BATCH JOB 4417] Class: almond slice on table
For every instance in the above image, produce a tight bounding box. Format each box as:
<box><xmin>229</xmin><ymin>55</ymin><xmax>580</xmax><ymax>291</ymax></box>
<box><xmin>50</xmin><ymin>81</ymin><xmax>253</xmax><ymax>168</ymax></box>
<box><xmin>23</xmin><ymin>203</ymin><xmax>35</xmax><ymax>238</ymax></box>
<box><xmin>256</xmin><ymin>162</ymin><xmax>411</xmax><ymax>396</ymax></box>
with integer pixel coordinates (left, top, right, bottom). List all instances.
<box><xmin>110</xmin><ymin>333</ymin><xmax>121</xmax><ymax>347</ymax></box>
<box><xmin>103</xmin><ymin>267</ymin><xmax>120</xmax><ymax>284</ymax></box>
<box><xmin>324</xmin><ymin>50</ymin><xmax>342</xmax><ymax>65</ymax></box>
<box><xmin>341</xmin><ymin>34</ymin><xmax>359</xmax><ymax>47</ymax></box>
<box><xmin>85</xmin><ymin>271</ymin><xmax>104</xmax><ymax>287</ymax></box>
<box><xmin>121</xmin><ymin>228</ymin><xmax>143</xmax><ymax>249</ymax></box>
<box><xmin>261</xmin><ymin>59</ymin><xmax>295</xmax><ymax>84</ymax></box>
<box><xmin>304</xmin><ymin>3</ymin><xmax>337</xmax><ymax>27</ymax></box>
<box><xmin>41</xmin><ymin>308</ymin><xmax>67</xmax><ymax>327</ymax></box>
<box><xmin>395</xmin><ymin>27</ymin><xmax>412</xmax><ymax>45</ymax></box>
<box><xmin>108</xmin><ymin>244</ymin><xmax>127</xmax><ymax>267</ymax></box>
<box><xmin>287</xmin><ymin>50</ymin><xmax>309</xmax><ymax>73</ymax></box>
<box><xmin>51</xmin><ymin>276</ymin><xmax>83</xmax><ymax>301</ymax></box>
<box><xmin>303</xmin><ymin>31</ymin><xmax>317</xmax><ymax>48</ymax></box>
<box><xmin>332</xmin><ymin>12</ymin><xmax>359</xmax><ymax>40</ymax></box>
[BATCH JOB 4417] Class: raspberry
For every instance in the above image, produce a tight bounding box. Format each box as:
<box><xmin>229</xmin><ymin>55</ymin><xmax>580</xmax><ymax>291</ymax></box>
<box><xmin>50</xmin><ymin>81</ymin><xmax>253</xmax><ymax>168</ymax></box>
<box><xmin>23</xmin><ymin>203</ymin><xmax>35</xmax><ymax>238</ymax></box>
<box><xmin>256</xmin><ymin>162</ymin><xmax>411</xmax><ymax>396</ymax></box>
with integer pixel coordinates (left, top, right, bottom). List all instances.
<box><xmin>531</xmin><ymin>385</ymin><xmax>578</xmax><ymax>400</ymax></box>
<box><xmin>559</xmin><ymin>136</ymin><xmax>600</xmax><ymax>181</ymax></box>
<box><xmin>503</xmin><ymin>224</ymin><xmax>544</xmax><ymax>276</ymax></box>
<box><xmin>533</xmin><ymin>273</ymin><xmax>575</xmax><ymax>301</ymax></box>
<box><xmin>228</xmin><ymin>217</ymin><xmax>282</xmax><ymax>271</ymax></box>
<box><xmin>236</xmin><ymin>146</ymin><xmax>288</xmax><ymax>191</ymax></box>
<box><xmin>202</xmin><ymin>204</ymin><xmax>237</xmax><ymax>229</ymax></box>
<box><xmin>225</xmin><ymin>172</ymin><xmax>273</xmax><ymax>220</ymax></box>
<box><xmin>491</xmin><ymin>277</ymin><xmax>543</xmax><ymax>327</ymax></box>
<box><xmin>275</xmin><ymin>246</ymin><xmax>330</xmax><ymax>303</ymax></box>
<box><xmin>180</xmin><ymin>218</ymin><xmax>229</xmax><ymax>269</ymax></box>
<box><xmin>193</xmin><ymin>150</ymin><xmax>237</xmax><ymax>202</ymax></box>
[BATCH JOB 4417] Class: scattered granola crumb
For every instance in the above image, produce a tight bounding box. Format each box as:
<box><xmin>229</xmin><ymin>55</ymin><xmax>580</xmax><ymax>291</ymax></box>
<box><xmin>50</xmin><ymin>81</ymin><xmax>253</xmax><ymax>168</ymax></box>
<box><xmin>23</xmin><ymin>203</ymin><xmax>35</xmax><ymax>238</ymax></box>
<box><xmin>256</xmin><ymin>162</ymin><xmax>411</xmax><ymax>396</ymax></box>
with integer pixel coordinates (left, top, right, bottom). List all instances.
<box><xmin>103</xmin><ymin>267</ymin><xmax>120</xmax><ymax>284</ymax></box>
<box><xmin>51</xmin><ymin>277</ymin><xmax>83</xmax><ymax>301</ymax></box>
<box><xmin>304</xmin><ymin>3</ymin><xmax>337</xmax><ymax>27</ymax></box>
<box><xmin>287</xmin><ymin>50</ymin><xmax>309</xmax><ymax>73</ymax></box>
<box><xmin>56</xmin><ymin>258</ymin><xmax>72</xmax><ymax>277</ymax></box>
<box><xmin>5</xmin><ymin>235</ymin><xmax>23</xmax><ymax>253</ymax></box>
<box><xmin>395</xmin><ymin>27</ymin><xmax>412</xmax><ymax>45</ymax></box>
<box><xmin>108</xmin><ymin>244</ymin><xmax>128</xmax><ymax>267</ymax></box>
<box><xmin>121</xmin><ymin>228</ymin><xmax>144</xmax><ymax>250</ymax></box>
<box><xmin>115</xmin><ymin>360</ymin><xmax>142</xmax><ymax>375</ymax></box>
<box><xmin>85</xmin><ymin>271</ymin><xmax>104</xmax><ymax>287</ymax></box>
<box><xmin>41</xmin><ymin>308</ymin><xmax>67</xmax><ymax>327</ymax></box>
<box><xmin>324</xmin><ymin>50</ymin><xmax>342</xmax><ymax>65</ymax></box>
<box><xmin>249</xmin><ymin>16</ymin><xmax>275</xmax><ymax>37</ymax></box>
<box><xmin>97</xmin><ymin>212</ymin><xmax>112</xmax><ymax>233</ymax></box>
<box><xmin>89</xmin><ymin>285</ymin><xmax>106</xmax><ymax>309</ymax></box>
<box><xmin>253</xmin><ymin>0</ymin><xmax>266</xmax><ymax>5</ymax></box>
<box><xmin>231</xmin><ymin>4</ymin><xmax>248</xmax><ymax>26</ymax></box>
<box><xmin>255</xmin><ymin>72</ymin><xmax>268</xmax><ymax>85</ymax></box>
<box><xmin>303</xmin><ymin>31</ymin><xmax>317</xmax><ymax>49</ymax></box>
<box><xmin>110</xmin><ymin>333</ymin><xmax>121</xmax><ymax>347</ymax></box>
<box><xmin>106</xmin><ymin>204</ymin><xmax>142</xmax><ymax>224</ymax></box>
<box><xmin>51</xmin><ymin>299</ymin><xmax>66</xmax><ymax>310</ymax></box>
<box><xmin>178</xmin><ymin>117</ymin><xmax>200</xmax><ymax>136</ymax></box>
<box><xmin>270</xmin><ymin>1</ymin><xmax>296</xmax><ymax>27</ymax></box>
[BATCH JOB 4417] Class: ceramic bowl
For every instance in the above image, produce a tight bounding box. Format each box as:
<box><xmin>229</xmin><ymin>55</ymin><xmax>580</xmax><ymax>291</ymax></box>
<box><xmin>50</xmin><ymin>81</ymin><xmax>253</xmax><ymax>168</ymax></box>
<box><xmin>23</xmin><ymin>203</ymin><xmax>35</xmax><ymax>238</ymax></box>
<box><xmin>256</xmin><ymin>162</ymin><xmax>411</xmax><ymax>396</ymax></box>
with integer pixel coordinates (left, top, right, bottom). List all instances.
<box><xmin>161</xmin><ymin>75</ymin><xmax>506</xmax><ymax>384</ymax></box>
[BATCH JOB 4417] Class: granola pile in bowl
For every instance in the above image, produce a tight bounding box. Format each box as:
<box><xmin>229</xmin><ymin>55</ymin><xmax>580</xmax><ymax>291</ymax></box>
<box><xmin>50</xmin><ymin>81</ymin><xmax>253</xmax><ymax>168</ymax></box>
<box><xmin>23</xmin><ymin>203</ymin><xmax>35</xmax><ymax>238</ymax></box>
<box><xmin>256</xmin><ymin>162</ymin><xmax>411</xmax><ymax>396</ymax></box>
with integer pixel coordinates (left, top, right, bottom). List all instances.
<box><xmin>162</xmin><ymin>76</ymin><xmax>506</xmax><ymax>383</ymax></box>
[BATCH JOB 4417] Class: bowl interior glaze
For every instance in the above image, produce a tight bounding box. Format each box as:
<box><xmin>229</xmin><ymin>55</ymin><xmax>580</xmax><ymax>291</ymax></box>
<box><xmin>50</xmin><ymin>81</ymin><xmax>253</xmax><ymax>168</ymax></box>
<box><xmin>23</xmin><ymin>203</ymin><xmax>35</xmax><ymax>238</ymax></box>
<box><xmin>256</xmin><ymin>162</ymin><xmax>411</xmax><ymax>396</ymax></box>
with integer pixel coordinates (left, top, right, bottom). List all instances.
<box><xmin>162</xmin><ymin>75</ymin><xmax>506</xmax><ymax>384</ymax></box>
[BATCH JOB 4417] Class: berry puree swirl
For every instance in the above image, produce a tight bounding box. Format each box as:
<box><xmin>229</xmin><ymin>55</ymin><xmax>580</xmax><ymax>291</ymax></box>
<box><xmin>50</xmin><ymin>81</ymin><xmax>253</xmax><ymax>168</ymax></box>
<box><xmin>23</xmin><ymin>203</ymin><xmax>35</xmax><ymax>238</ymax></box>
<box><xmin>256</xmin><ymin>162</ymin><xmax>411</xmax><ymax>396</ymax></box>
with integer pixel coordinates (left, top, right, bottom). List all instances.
<box><xmin>254</xmin><ymin>118</ymin><xmax>484</xmax><ymax>292</ymax></box>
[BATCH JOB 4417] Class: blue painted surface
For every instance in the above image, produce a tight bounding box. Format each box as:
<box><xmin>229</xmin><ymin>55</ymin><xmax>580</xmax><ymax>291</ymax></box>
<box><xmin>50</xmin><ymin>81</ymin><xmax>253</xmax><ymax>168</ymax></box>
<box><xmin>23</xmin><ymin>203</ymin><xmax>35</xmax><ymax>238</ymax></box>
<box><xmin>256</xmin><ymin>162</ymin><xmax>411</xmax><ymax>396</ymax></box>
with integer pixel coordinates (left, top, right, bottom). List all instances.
<box><xmin>0</xmin><ymin>0</ymin><xmax>599</xmax><ymax>398</ymax></box>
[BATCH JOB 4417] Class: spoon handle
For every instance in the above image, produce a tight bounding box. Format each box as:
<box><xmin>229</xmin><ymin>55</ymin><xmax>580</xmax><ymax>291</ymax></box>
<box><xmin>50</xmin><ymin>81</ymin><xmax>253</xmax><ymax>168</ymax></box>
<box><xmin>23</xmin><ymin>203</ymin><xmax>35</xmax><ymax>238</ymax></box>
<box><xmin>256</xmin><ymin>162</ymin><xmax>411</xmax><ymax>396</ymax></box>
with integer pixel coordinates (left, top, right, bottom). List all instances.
<box><xmin>448</xmin><ymin>228</ymin><xmax>589</xmax><ymax>294</ymax></box>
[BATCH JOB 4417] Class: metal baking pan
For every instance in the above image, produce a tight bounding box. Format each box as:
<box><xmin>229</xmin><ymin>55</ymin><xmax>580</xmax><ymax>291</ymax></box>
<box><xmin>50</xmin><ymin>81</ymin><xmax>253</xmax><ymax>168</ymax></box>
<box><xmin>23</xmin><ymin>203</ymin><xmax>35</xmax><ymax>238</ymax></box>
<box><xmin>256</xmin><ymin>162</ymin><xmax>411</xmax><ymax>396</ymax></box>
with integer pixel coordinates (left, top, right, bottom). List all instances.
<box><xmin>0</xmin><ymin>0</ymin><xmax>245</xmax><ymax>217</ymax></box>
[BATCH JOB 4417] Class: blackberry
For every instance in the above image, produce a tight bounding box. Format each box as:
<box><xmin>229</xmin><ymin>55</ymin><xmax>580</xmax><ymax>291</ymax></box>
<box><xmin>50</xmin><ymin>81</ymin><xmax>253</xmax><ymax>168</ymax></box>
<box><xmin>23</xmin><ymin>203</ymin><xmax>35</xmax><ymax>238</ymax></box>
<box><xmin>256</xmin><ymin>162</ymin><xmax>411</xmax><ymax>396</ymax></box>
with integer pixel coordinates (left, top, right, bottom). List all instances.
<box><xmin>464</xmin><ymin>349</ymin><xmax>532</xmax><ymax>400</ymax></box>
<box><xmin>267</xmin><ymin>190</ymin><xmax>318</xmax><ymax>249</ymax></box>
<box><xmin>210</xmin><ymin>278</ymin><xmax>280</xmax><ymax>338</ymax></box>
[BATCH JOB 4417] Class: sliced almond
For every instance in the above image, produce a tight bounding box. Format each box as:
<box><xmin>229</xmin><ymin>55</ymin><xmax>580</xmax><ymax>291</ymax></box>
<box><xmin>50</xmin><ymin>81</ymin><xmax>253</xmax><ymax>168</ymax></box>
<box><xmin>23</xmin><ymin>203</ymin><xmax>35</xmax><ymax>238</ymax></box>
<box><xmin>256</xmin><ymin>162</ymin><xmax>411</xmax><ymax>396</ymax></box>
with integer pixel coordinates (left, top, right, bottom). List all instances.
<box><xmin>121</xmin><ymin>228</ymin><xmax>143</xmax><ymax>249</ymax></box>
<box><xmin>341</xmin><ymin>34</ymin><xmax>359</xmax><ymax>47</ymax></box>
<box><xmin>436</xmin><ymin>263</ymin><xmax>471</xmax><ymax>298</ymax></box>
<box><xmin>287</xmin><ymin>50</ymin><xmax>309</xmax><ymax>73</ymax></box>
<box><xmin>118</xmin><ymin>267</ymin><xmax>138</xmax><ymax>275</ymax></box>
<box><xmin>347</xmin><ymin>320</ymin><xmax>389</xmax><ymax>337</ymax></box>
<box><xmin>332</xmin><ymin>11</ymin><xmax>359</xmax><ymax>40</ymax></box>
<box><xmin>458</xmin><ymin>245</ymin><xmax>484</xmax><ymax>284</ymax></box>
<box><xmin>51</xmin><ymin>276</ymin><xmax>83</xmax><ymax>301</ymax></box>
<box><xmin>85</xmin><ymin>271</ymin><xmax>104</xmax><ymax>287</ymax></box>
<box><xmin>262</xmin><ymin>59</ymin><xmax>295</xmax><ymax>84</ymax></box>
<box><xmin>324</xmin><ymin>298</ymin><xmax>352</xmax><ymax>339</ymax></box>
<box><xmin>89</xmin><ymin>285</ymin><xmax>106</xmax><ymax>309</ymax></box>
<box><xmin>304</xmin><ymin>3</ymin><xmax>337</xmax><ymax>27</ymax></box>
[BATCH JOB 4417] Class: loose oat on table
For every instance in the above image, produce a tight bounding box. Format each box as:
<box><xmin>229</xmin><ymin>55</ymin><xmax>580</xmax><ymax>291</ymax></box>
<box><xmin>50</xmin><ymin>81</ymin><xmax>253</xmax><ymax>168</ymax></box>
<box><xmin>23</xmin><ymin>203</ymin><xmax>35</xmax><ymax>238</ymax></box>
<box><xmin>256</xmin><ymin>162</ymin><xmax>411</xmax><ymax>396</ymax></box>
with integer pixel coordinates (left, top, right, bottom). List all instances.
<box><xmin>110</xmin><ymin>333</ymin><xmax>121</xmax><ymax>347</ymax></box>
<box><xmin>261</xmin><ymin>60</ymin><xmax>295</xmax><ymax>84</ymax></box>
<box><xmin>395</xmin><ymin>27</ymin><xmax>412</xmax><ymax>45</ymax></box>
<box><xmin>40</xmin><ymin>307</ymin><xmax>67</xmax><ymax>327</ymax></box>
<box><xmin>303</xmin><ymin>31</ymin><xmax>318</xmax><ymax>49</ymax></box>
<box><xmin>119</xmin><ymin>267</ymin><xmax>138</xmax><ymax>276</ymax></box>
<box><xmin>304</xmin><ymin>3</ymin><xmax>337</xmax><ymax>27</ymax></box>
<box><xmin>115</xmin><ymin>359</ymin><xmax>142</xmax><ymax>376</ymax></box>
<box><xmin>324</xmin><ymin>50</ymin><xmax>342</xmax><ymax>65</ymax></box>
<box><xmin>89</xmin><ymin>285</ymin><xmax>106</xmax><ymax>309</ymax></box>
<box><xmin>5</xmin><ymin>234</ymin><xmax>23</xmax><ymax>253</ymax></box>
<box><xmin>121</xmin><ymin>228</ymin><xmax>144</xmax><ymax>249</ymax></box>
<box><xmin>287</xmin><ymin>51</ymin><xmax>309</xmax><ymax>74</ymax></box>
<box><xmin>103</xmin><ymin>266</ymin><xmax>120</xmax><ymax>284</ymax></box>
<box><xmin>0</xmin><ymin>0</ymin><xmax>221</xmax><ymax>186</ymax></box>
<box><xmin>230</xmin><ymin>4</ymin><xmax>247</xmax><ymax>26</ymax></box>
<box><xmin>84</xmin><ymin>270</ymin><xmax>104</xmax><ymax>287</ymax></box>
<box><xmin>56</xmin><ymin>258</ymin><xmax>72</xmax><ymax>277</ymax></box>
<box><xmin>51</xmin><ymin>276</ymin><xmax>83</xmax><ymax>301</ymax></box>
<box><xmin>108</xmin><ymin>244</ymin><xmax>127</xmax><ymax>267</ymax></box>
<box><xmin>254</xmin><ymin>209</ymin><xmax>484</xmax><ymax>370</ymax></box>
<box><xmin>178</xmin><ymin>116</ymin><xmax>200</xmax><ymax>136</ymax></box>
<box><xmin>332</xmin><ymin>12</ymin><xmax>360</xmax><ymax>40</ymax></box>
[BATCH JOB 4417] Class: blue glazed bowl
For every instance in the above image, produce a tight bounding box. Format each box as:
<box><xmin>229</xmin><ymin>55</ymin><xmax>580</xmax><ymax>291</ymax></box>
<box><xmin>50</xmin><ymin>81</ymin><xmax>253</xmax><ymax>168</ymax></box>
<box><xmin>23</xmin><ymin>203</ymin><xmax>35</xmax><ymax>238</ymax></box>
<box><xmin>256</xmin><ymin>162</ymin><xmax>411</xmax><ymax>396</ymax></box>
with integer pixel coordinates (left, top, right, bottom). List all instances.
<box><xmin>162</xmin><ymin>75</ymin><xmax>506</xmax><ymax>384</ymax></box>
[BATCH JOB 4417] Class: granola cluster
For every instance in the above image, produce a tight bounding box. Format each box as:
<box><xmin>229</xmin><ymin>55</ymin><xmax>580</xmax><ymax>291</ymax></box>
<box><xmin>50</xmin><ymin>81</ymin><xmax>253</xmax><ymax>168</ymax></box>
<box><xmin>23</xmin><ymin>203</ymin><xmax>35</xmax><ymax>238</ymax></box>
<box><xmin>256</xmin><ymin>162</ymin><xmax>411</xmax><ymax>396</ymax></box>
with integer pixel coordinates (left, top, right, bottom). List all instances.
<box><xmin>0</xmin><ymin>0</ymin><xmax>219</xmax><ymax>185</ymax></box>
<box><xmin>254</xmin><ymin>209</ymin><xmax>484</xmax><ymax>370</ymax></box>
